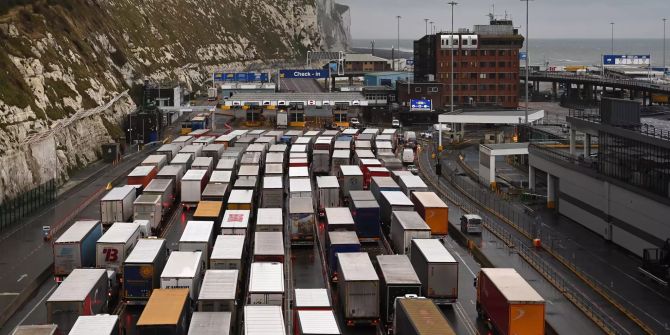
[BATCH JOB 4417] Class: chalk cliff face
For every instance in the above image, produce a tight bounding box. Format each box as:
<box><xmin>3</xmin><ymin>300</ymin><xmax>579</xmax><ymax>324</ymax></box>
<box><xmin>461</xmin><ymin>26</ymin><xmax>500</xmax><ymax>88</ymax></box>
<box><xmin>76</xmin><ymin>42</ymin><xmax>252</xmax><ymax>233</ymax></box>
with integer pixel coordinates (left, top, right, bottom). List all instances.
<box><xmin>0</xmin><ymin>0</ymin><xmax>351</xmax><ymax>202</ymax></box>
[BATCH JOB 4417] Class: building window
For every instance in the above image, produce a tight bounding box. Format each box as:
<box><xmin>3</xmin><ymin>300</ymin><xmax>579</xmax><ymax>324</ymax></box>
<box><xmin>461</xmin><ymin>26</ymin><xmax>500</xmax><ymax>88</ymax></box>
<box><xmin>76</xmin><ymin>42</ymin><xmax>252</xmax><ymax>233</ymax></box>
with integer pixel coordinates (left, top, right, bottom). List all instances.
<box><xmin>480</xmin><ymin>62</ymin><xmax>487</xmax><ymax>67</ymax></box>
<box><xmin>461</xmin><ymin>62</ymin><xmax>468</xmax><ymax>68</ymax></box>
<box><xmin>428</xmin><ymin>87</ymin><xmax>439</xmax><ymax>93</ymax></box>
<box><xmin>479</xmin><ymin>73</ymin><xmax>487</xmax><ymax>79</ymax></box>
<box><xmin>499</xmin><ymin>73</ymin><xmax>507</xmax><ymax>79</ymax></box>
<box><xmin>472</xmin><ymin>38</ymin><xmax>478</xmax><ymax>46</ymax></box>
<box><xmin>415</xmin><ymin>87</ymin><xmax>422</xmax><ymax>92</ymax></box>
<box><xmin>498</xmin><ymin>61</ymin><xmax>506</xmax><ymax>67</ymax></box>
<box><xmin>470</xmin><ymin>73</ymin><xmax>477</xmax><ymax>79</ymax></box>
<box><xmin>488</xmin><ymin>61</ymin><xmax>496</xmax><ymax>67</ymax></box>
<box><xmin>462</xmin><ymin>50</ymin><xmax>468</xmax><ymax>56</ymax></box>
<box><xmin>498</xmin><ymin>50</ymin><xmax>506</xmax><ymax>56</ymax></box>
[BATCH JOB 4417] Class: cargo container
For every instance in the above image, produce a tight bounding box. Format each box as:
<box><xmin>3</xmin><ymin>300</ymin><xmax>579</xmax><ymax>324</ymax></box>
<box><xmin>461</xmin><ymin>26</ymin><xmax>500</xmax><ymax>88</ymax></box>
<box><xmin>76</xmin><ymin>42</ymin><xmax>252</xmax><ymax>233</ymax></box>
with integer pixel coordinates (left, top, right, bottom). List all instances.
<box><xmin>201</xmin><ymin>183</ymin><xmax>228</xmax><ymax>202</ymax></box>
<box><xmin>96</xmin><ymin>222</ymin><xmax>140</xmax><ymax>274</ymax></box>
<box><xmin>289</xmin><ymin>197</ymin><xmax>315</xmax><ymax>246</ymax></box>
<box><xmin>411</xmin><ymin>192</ymin><xmax>449</xmax><ymax>235</ymax></box>
<box><xmin>221</xmin><ymin>209</ymin><xmax>250</xmax><ymax>235</ymax></box>
<box><xmin>144</xmin><ymin>178</ymin><xmax>175</xmax><ymax>212</ymax></box>
<box><xmin>241</xmin><ymin>152</ymin><xmax>263</xmax><ymax>166</ymax></box>
<box><xmin>179</xmin><ymin>221</ymin><xmax>214</xmax><ymax>263</ymax></box>
<box><xmin>350</xmin><ymin>200</ymin><xmax>381</xmax><ymax>239</ymax></box>
<box><xmin>379</xmin><ymin>191</ymin><xmax>414</xmax><ymax>226</ymax></box>
<box><xmin>210</xmin><ymin>234</ymin><xmax>245</xmax><ymax>270</ymax></box>
<box><xmin>285</xmin><ymin>130</ymin><xmax>304</xmax><ymax>141</ymax></box>
<box><xmin>294</xmin><ymin>288</ymin><xmax>331</xmax><ymax>310</ymax></box>
<box><xmin>197</xmin><ymin>270</ymin><xmax>238</xmax><ymax>314</ymax></box>
<box><xmin>290</xmin><ymin>178</ymin><xmax>313</xmax><ymax>199</ymax></box>
<box><xmin>215</xmin><ymin>158</ymin><xmax>237</xmax><ymax>172</ymax></box>
<box><xmin>316</xmin><ymin>176</ymin><xmax>340</xmax><ymax>216</ymax></box>
<box><xmin>248</xmin><ymin>262</ymin><xmax>284</xmax><ymax>306</ymax></box>
<box><xmin>181</xmin><ymin>169</ymin><xmax>208</xmax><ymax>205</ymax></box>
<box><xmin>233</xmin><ymin>176</ymin><xmax>258</xmax><ymax>191</ymax></box>
<box><xmin>331</xmin><ymin>150</ymin><xmax>351</xmax><ymax>176</ymax></box>
<box><xmin>393</xmin><ymin>297</ymin><xmax>455</xmax><ymax>335</ymax></box>
<box><xmin>210</xmin><ymin>170</ymin><xmax>233</xmax><ymax>184</ymax></box>
<box><xmin>262</xmin><ymin>176</ymin><xmax>283</xmax><ymax>207</ymax></box>
<box><xmin>339</xmin><ymin>165</ymin><xmax>363</xmax><ymax>201</ymax></box>
<box><xmin>100</xmin><ymin>185</ymin><xmax>136</xmax><ymax>225</ymax></box>
<box><xmin>226</xmin><ymin>190</ymin><xmax>253</xmax><ymax>211</ymax></box>
<box><xmin>136</xmin><ymin>288</ymin><xmax>189</xmax><ymax>335</ymax></box>
<box><xmin>326</xmin><ymin>231</ymin><xmax>361</xmax><ymax>281</ymax></box>
<box><xmin>193</xmin><ymin>201</ymin><xmax>223</xmax><ymax>229</ymax></box>
<box><xmin>253</xmin><ymin>232</ymin><xmax>284</xmax><ymax>263</ymax></box>
<box><xmin>410</xmin><ymin>239</ymin><xmax>458</xmax><ymax>303</ymax></box>
<box><xmin>53</xmin><ymin>220</ymin><xmax>103</xmax><ymax>281</ymax></box>
<box><xmin>398</xmin><ymin>175</ymin><xmax>429</xmax><ymax>197</ymax></box>
<box><xmin>291</xmin><ymin>144</ymin><xmax>308</xmax><ymax>155</ymax></box>
<box><xmin>297</xmin><ymin>310</ymin><xmax>341</xmax><ymax>335</ymax></box>
<box><xmin>123</xmin><ymin>238</ymin><xmax>167</xmax><ymax>304</ymax></box>
<box><xmin>313</xmin><ymin>150</ymin><xmax>331</xmax><ymax>174</ymax></box>
<box><xmin>289</xmin><ymin>166</ymin><xmax>309</xmax><ymax>179</ymax></box>
<box><xmin>265</xmin><ymin>164</ymin><xmax>284</xmax><ymax>178</ymax></box>
<box><xmin>370</xmin><ymin>177</ymin><xmax>400</xmax><ymax>202</ymax></box>
<box><xmin>191</xmin><ymin>157</ymin><xmax>214</xmax><ymax>175</ymax></box>
<box><xmin>334</xmin><ymin>140</ymin><xmax>351</xmax><ymax>150</ymax></box>
<box><xmin>355</xmin><ymin>140</ymin><xmax>372</xmax><ymax>152</ymax></box>
<box><xmin>376</xmin><ymin>255</ymin><xmax>422</xmax><ymax>324</ymax></box>
<box><xmin>266</xmin><ymin>152</ymin><xmax>285</xmax><ymax>166</ymax></box>
<box><xmin>188</xmin><ymin>312</ymin><xmax>232</xmax><ymax>335</ymax></box>
<box><xmin>477</xmin><ymin>268</ymin><xmax>545</xmax><ymax>335</ymax></box>
<box><xmin>235</xmin><ymin>135</ymin><xmax>254</xmax><ymax>148</ymax></box>
<box><xmin>160</xmin><ymin>251</ymin><xmax>204</xmax><ymax>300</ymax></box>
<box><xmin>238</xmin><ymin>164</ymin><xmax>260</xmax><ymax>180</ymax></box>
<box><xmin>172</xmin><ymin>135</ymin><xmax>194</xmax><ymax>148</ymax></box>
<box><xmin>390</xmin><ymin>211</ymin><xmax>431</xmax><ymax>255</ymax></box>
<box><xmin>244</xmin><ymin>305</ymin><xmax>286</xmax><ymax>335</ymax></box>
<box><xmin>11</xmin><ymin>325</ymin><xmax>58</xmax><ymax>335</ymax></box>
<box><xmin>69</xmin><ymin>315</ymin><xmax>119</xmax><ymax>335</ymax></box>
<box><xmin>179</xmin><ymin>144</ymin><xmax>203</xmax><ymax>158</ymax></box>
<box><xmin>325</xmin><ymin>207</ymin><xmax>355</xmax><ymax>232</ymax></box>
<box><xmin>359</xmin><ymin>159</ymin><xmax>382</xmax><ymax>188</ymax></box>
<box><xmin>246</xmin><ymin>143</ymin><xmax>269</xmax><ymax>155</ymax></box>
<box><xmin>141</xmin><ymin>155</ymin><xmax>168</xmax><ymax>170</ymax></box>
<box><xmin>354</xmin><ymin>149</ymin><xmax>375</xmax><ymax>165</ymax></box>
<box><xmin>156</xmin><ymin>165</ymin><xmax>184</xmax><ymax>195</ymax></box>
<box><xmin>133</xmin><ymin>194</ymin><xmax>162</xmax><ymax>232</ymax></box>
<box><xmin>156</xmin><ymin>144</ymin><xmax>180</xmax><ymax>161</ymax></box>
<box><xmin>202</xmin><ymin>143</ymin><xmax>225</xmax><ymax>165</ymax></box>
<box><xmin>257</xmin><ymin>208</ymin><xmax>283</xmax><ymax>232</ymax></box>
<box><xmin>220</xmin><ymin>148</ymin><xmax>243</xmax><ymax>163</ymax></box>
<box><xmin>46</xmin><ymin>268</ymin><xmax>109</xmax><ymax>333</ymax></box>
<box><xmin>337</xmin><ymin>252</ymin><xmax>380</xmax><ymax>325</ymax></box>
<box><xmin>170</xmin><ymin>153</ymin><xmax>194</xmax><ymax>171</ymax></box>
<box><xmin>375</xmin><ymin>141</ymin><xmax>393</xmax><ymax>155</ymax></box>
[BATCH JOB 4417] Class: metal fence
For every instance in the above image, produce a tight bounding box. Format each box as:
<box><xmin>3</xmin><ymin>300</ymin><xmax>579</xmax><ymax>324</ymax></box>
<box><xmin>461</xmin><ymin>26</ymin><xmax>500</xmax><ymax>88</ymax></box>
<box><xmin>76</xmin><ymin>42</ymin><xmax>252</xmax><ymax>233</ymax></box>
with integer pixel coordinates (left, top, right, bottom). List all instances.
<box><xmin>0</xmin><ymin>179</ymin><xmax>57</xmax><ymax>232</ymax></box>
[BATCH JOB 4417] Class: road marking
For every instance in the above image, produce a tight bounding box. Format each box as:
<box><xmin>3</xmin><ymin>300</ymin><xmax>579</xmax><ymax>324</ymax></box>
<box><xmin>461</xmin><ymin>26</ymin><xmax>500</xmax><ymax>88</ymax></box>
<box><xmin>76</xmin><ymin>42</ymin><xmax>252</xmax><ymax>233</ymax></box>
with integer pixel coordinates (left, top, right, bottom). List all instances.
<box><xmin>16</xmin><ymin>274</ymin><xmax>27</xmax><ymax>282</ymax></box>
<box><xmin>0</xmin><ymin>292</ymin><xmax>19</xmax><ymax>296</ymax></box>
<box><xmin>452</xmin><ymin>250</ymin><xmax>477</xmax><ymax>278</ymax></box>
<box><xmin>16</xmin><ymin>282</ymin><xmax>57</xmax><ymax>329</ymax></box>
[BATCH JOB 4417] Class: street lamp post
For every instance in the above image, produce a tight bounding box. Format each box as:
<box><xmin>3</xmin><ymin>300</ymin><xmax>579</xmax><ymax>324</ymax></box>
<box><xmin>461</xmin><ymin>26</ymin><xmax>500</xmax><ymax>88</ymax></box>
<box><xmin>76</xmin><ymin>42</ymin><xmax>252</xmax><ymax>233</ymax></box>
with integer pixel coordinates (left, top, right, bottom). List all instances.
<box><xmin>430</xmin><ymin>21</ymin><xmax>434</xmax><ymax>35</ymax></box>
<box><xmin>610</xmin><ymin>22</ymin><xmax>615</xmax><ymax>55</ymax></box>
<box><xmin>424</xmin><ymin>18</ymin><xmax>429</xmax><ymax>35</ymax></box>
<box><xmin>396</xmin><ymin>15</ymin><xmax>401</xmax><ymax>71</ymax></box>
<box><xmin>663</xmin><ymin>18</ymin><xmax>667</xmax><ymax>75</ymax></box>
<box><xmin>521</xmin><ymin>0</ymin><xmax>533</xmax><ymax>124</ymax></box>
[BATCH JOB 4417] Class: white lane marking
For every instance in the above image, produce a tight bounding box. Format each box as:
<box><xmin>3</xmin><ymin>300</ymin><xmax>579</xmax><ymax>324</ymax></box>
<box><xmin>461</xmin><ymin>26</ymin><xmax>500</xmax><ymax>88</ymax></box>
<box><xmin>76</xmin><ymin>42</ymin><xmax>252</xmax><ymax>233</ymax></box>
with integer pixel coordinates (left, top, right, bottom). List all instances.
<box><xmin>16</xmin><ymin>274</ymin><xmax>27</xmax><ymax>282</ymax></box>
<box><xmin>15</xmin><ymin>282</ymin><xmax>57</xmax><ymax>329</ymax></box>
<box><xmin>0</xmin><ymin>292</ymin><xmax>19</xmax><ymax>296</ymax></box>
<box><xmin>452</xmin><ymin>250</ymin><xmax>477</xmax><ymax>278</ymax></box>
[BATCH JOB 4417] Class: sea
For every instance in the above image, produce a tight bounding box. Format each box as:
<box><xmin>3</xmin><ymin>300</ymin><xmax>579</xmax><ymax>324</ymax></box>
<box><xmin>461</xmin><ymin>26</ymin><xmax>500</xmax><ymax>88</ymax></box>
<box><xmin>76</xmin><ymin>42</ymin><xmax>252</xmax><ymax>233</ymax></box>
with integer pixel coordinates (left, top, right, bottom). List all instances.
<box><xmin>352</xmin><ymin>38</ymin><xmax>670</xmax><ymax>67</ymax></box>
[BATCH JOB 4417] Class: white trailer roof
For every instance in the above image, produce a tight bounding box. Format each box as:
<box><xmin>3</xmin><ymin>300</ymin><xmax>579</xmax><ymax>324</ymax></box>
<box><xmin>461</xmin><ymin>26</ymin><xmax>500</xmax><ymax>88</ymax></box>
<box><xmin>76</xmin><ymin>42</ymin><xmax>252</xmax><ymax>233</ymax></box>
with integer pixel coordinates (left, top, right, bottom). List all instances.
<box><xmin>161</xmin><ymin>251</ymin><xmax>203</xmax><ymax>279</ymax></box>
<box><xmin>249</xmin><ymin>129</ymin><xmax>266</xmax><ymax>136</ymax></box>
<box><xmin>375</xmin><ymin>141</ymin><xmax>393</xmax><ymax>150</ymax></box>
<box><xmin>290</xmin><ymin>197</ymin><xmax>314</xmax><ymax>214</ymax></box>
<box><xmin>377</xmin><ymin>134</ymin><xmax>393</xmax><ymax>142</ymax></box>
<box><xmin>332</xmin><ymin>150</ymin><xmax>350</xmax><ymax>159</ymax></box>
<box><xmin>360</xmin><ymin>158</ymin><xmax>381</xmax><ymax>166</ymax></box>
<box><xmin>249</xmin><ymin>262</ymin><xmax>284</xmax><ymax>293</ymax></box>
<box><xmin>338</xmin><ymin>252</ymin><xmax>378</xmax><ymax>281</ymax></box>
<box><xmin>480</xmin><ymin>268</ymin><xmax>545</xmax><ymax>303</ymax></box>
<box><xmin>316</xmin><ymin>176</ymin><xmax>339</xmax><ymax>189</ymax></box>
<box><xmin>238</xmin><ymin>164</ymin><xmax>260</xmax><ymax>176</ymax></box>
<box><xmin>254</xmin><ymin>232</ymin><xmax>284</xmax><ymax>256</ymax></box>
<box><xmin>263</xmin><ymin>176</ymin><xmax>283</xmax><ymax>189</ymax></box>
<box><xmin>382</xmin><ymin>129</ymin><xmax>397</xmax><ymax>135</ymax></box>
<box><xmin>328</xmin><ymin>231</ymin><xmax>360</xmax><ymax>246</ymax></box>
<box><xmin>290</xmin><ymin>144</ymin><xmax>308</xmax><ymax>153</ymax></box>
<box><xmin>221</xmin><ymin>210</ymin><xmax>250</xmax><ymax>229</ymax></box>
<box><xmin>203</xmin><ymin>143</ymin><xmax>225</xmax><ymax>152</ymax></box>
<box><xmin>349</xmin><ymin>191</ymin><xmax>375</xmax><ymax>201</ymax></box>
<box><xmin>183</xmin><ymin>169</ymin><xmax>207</xmax><ymax>181</ymax></box>
<box><xmin>325</xmin><ymin>208</ymin><xmax>354</xmax><ymax>226</ymax></box>
<box><xmin>393</xmin><ymin>211</ymin><xmax>430</xmax><ymax>231</ymax></box>
<box><xmin>289</xmin><ymin>166</ymin><xmax>309</xmax><ymax>178</ymax></box>
<box><xmin>216</xmin><ymin>158</ymin><xmax>236</xmax><ymax>170</ymax></box>
<box><xmin>412</xmin><ymin>239</ymin><xmax>456</xmax><ymax>263</ymax></box>
<box><xmin>125</xmin><ymin>239</ymin><xmax>166</xmax><ymax>264</ymax></box>
<box><xmin>294</xmin><ymin>288</ymin><xmax>331</xmax><ymax>308</ymax></box>
<box><xmin>188</xmin><ymin>312</ymin><xmax>231</xmax><ymax>335</ymax></box>
<box><xmin>192</xmin><ymin>157</ymin><xmax>214</xmax><ymax>168</ymax></box>
<box><xmin>265</xmin><ymin>152</ymin><xmax>285</xmax><ymax>164</ymax></box>
<box><xmin>363</xmin><ymin>128</ymin><xmax>379</xmax><ymax>134</ymax></box>
<box><xmin>285</xmin><ymin>130</ymin><xmax>303</xmax><ymax>136</ymax></box>
<box><xmin>355</xmin><ymin>150</ymin><xmax>374</xmax><ymax>159</ymax></box>
<box><xmin>257</xmin><ymin>208</ymin><xmax>283</xmax><ymax>227</ymax></box>
<box><xmin>412</xmin><ymin>192</ymin><xmax>448</xmax><ymax>208</ymax></box>
<box><xmin>69</xmin><ymin>315</ymin><xmax>118</xmax><ymax>335</ymax></box>
<box><xmin>180</xmin><ymin>221</ymin><xmax>214</xmax><ymax>243</ymax></box>
<box><xmin>193</xmin><ymin>137</ymin><xmax>215</xmax><ymax>146</ymax></box>
<box><xmin>142</xmin><ymin>155</ymin><xmax>167</xmax><ymax>166</ymax></box>
<box><xmin>265</xmin><ymin>164</ymin><xmax>284</xmax><ymax>175</ymax></box>
<box><xmin>355</xmin><ymin>140</ymin><xmax>371</xmax><ymax>148</ymax></box>
<box><xmin>290</xmin><ymin>152</ymin><xmax>308</xmax><ymax>159</ymax></box>
<box><xmin>304</xmin><ymin>130</ymin><xmax>321</xmax><ymax>136</ymax></box>
<box><xmin>376</xmin><ymin>255</ymin><xmax>421</xmax><ymax>285</ymax></box>
<box><xmin>381</xmin><ymin>191</ymin><xmax>414</xmax><ymax>206</ymax></box>
<box><xmin>199</xmin><ymin>270</ymin><xmax>238</xmax><ymax>300</ymax></box>
<box><xmin>342</xmin><ymin>128</ymin><xmax>359</xmax><ymax>135</ymax></box>
<box><xmin>246</xmin><ymin>143</ymin><xmax>267</xmax><ymax>152</ymax></box>
<box><xmin>334</xmin><ymin>141</ymin><xmax>350</xmax><ymax>150</ymax></box>
<box><xmin>101</xmin><ymin>185</ymin><xmax>135</xmax><ymax>201</ymax></box>
<box><xmin>372</xmin><ymin>176</ymin><xmax>398</xmax><ymax>189</ymax></box>
<box><xmin>244</xmin><ymin>306</ymin><xmax>286</xmax><ymax>335</ymax></box>
<box><xmin>98</xmin><ymin>222</ymin><xmax>139</xmax><ymax>243</ymax></box>
<box><xmin>290</xmin><ymin>178</ymin><xmax>312</xmax><ymax>193</ymax></box>
<box><xmin>55</xmin><ymin>220</ymin><xmax>99</xmax><ymax>243</ymax></box>
<box><xmin>339</xmin><ymin>165</ymin><xmax>362</xmax><ymax>176</ymax></box>
<box><xmin>158</xmin><ymin>164</ymin><xmax>184</xmax><ymax>177</ymax></box>
<box><xmin>134</xmin><ymin>194</ymin><xmax>160</xmax><ymax>205</ymax></box>
<box><xmin>157</xmin><ymin>143</ymin><xmax>179</xmax><ymax>154</ymax></box>
<box><xmin>228</xmin><ymin>190</ymin><xmax>253</xmax><ymax>204</ymax></box>
<box><xmin>298</xmin><ymin>310</ymin><xmax>341</xmax><ymax>335</ymax></box>
<box><xmin>173</xmin><ymin>135</ymin><xmax>193</xmax><ymax>143</ymax></box>
<box><xmin>180</xmin><ymin>144</ymin><xmax>203</xmax><ymax>154</ymax></box>
<box><xmin>368</xmin><ymin>167</ymin><xmax>389</xmax><ymax>174</ymax></box>
<box><xmin>254</xmin><ymin>137</ymin><xmax>274</xmax><ymax>144</ymax></box>
<box><xmin>211</xmin><ymin>235</ymin><xmax>245</xmax><ymax>260</ymax></box>
<box><xmin>144</xmin><ymin>179</ymin><xmax>173</xmax><ymax>193</ymax></box>
<box><xmin>269</xmin><ymin>144</ymin><xmax>287</xmax><ymax>152</ymax></box>
<box><xmin>210</xmin><ymin>170</ymin><xmax>232</xmax><ymax>184</ymax></box>
<box><xmin>47</xmin><ymin>268</ymin><xmax>106</xmax><ymax>302</ymax></box>
<box><xmin>399</xmin><ymin>175</ymin><xmax>428</xmax><ymax>188</ymax></box>
<box><xmin>171</xmin><ymin>153</ymin><xmax>192</xmax><ymax>165</ymax></box>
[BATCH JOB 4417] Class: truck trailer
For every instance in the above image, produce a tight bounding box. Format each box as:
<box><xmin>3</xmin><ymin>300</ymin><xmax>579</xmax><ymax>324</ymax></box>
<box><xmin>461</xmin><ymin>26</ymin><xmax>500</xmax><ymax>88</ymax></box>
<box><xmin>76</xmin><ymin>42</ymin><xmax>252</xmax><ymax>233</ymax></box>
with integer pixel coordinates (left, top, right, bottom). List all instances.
<box><xmin>393</xmin><ymin>296</ymin><xmax>455</xmax><ymax>335</ymax></box>
<box><xmin>96</xmin><ymin>222</ymin><xmax>141</xmax><ymax>275</ymax></box>
<box><xmin>100</xmin><ymin>185</ymin><xmax>136</xmax><ymax>226</ymax></box>
<box><xmin>289</xmin><ymin>197</ymin><xmax>315</xmax><ymax>246</ymax></box>
<box><xmin>247</xmin><ymin>262</ymin><xmax>284</xmax><ymax>306</ymax></box>
<box><xmin>376</xmin><ymin>255</ymin><xmax>422</xmax><ymax>324</ymax></box>
<box><xmin>390</xmin><ymin>211</ymin><xmax>431</xmax><ymax>256</ymax></box>
<box><xmin>53</xmin><ymin>220</ymin><xmax>102</xmax><ymax>282</ymax></box>
<box><xmin>410</xmin><ymin>239</ymin><xmax>458</xmax><ymax>304</ymax></box>
<box><xmin>123</xmin><ymin>238</ymin><xmax>167</xmax><ymax>304</ymax></box>
<box><xmin>411</xmin><ymin>192</ymin><xmax>449</xmax><ymax>235</ymax></box>
<box><xmin>197</xmin><ymin>270</ymin><xmax>238</xmax><ymax>316</ymax></box>
<box><xmin>136</xmin><ymin>288</ymin><xmax>190</xmax><ymax>335</ymax></box>
<box><xmin>160</xmin><ymin>251</ymin><xmax>204</xmax><ymax>300</ymax></box>
<box><xmin>210</xmin><ymin>234</ymin><xmax>246</xmax><ymax>270</ymax></box>
<box><xmin>337</xmin><ymin>252</ymin><xmax>380</xmax><ymax>325</ymax></box>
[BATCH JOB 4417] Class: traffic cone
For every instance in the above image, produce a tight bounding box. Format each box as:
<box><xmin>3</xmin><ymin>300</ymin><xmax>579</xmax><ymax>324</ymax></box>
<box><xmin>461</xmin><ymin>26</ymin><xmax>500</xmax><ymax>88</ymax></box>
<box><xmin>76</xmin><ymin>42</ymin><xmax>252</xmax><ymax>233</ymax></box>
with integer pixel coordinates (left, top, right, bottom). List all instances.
<box><xmin>106</xmin><ymin>182</ymin><xmax>113</xmax><ymax>190</ymax></box>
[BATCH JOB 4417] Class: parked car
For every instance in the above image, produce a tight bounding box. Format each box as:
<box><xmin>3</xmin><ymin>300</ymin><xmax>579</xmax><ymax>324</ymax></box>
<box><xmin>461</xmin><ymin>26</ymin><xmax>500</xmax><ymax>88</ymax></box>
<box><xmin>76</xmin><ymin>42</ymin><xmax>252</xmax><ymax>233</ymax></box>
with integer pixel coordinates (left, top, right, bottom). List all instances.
<box><xmin>420</xmin><ymin>131</ymin><xmax>433</xmax><ymax>139</ymax></box>
<box><xmin>406</xmin><ymin>165</ymin><xmax>419</xmax><ymax>175</ymax></box>
<box><xmin>350</xmin><ymin>118</ymin><xmax>361</xmax><ymax>128</ymax></box>
<box><xmin>460</xmin><ymin>214</ymin><xmax>483</xmax><ymax>234</ymax></box>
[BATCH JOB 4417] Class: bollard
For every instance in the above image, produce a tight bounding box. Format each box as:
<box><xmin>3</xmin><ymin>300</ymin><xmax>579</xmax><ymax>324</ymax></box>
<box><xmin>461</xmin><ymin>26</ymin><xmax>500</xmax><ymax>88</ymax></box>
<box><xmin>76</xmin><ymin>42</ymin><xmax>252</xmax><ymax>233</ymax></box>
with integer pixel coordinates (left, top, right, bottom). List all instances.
<box><xmin>533</xmin><ymin>238</ymin><xmax>542</xmax><ymax>248</ymax></box>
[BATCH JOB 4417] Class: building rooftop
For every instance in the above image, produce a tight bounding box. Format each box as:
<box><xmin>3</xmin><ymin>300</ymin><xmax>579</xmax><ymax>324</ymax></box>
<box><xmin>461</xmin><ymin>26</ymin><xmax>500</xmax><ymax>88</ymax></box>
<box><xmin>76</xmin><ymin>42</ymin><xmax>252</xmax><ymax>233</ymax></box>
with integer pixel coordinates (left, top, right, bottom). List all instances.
<box><xmin>345</xmin><ymin>53</ymin><xmax>389</xmax><ymax>62</ymax></box>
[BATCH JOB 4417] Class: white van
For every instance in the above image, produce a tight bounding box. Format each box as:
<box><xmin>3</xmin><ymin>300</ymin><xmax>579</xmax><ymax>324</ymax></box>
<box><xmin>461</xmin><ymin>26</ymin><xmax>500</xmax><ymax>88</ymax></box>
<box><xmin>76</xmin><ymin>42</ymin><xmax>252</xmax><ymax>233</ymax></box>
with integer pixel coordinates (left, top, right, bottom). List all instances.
<box><xmin>460</xmin><ymin>214</ymin><xmax>483</xmax><ymax>234</ymax></box>
<box><xmin>402</xmin><ymin>148</ymin><xmax>415</xmax><ymax>165</ymax></box>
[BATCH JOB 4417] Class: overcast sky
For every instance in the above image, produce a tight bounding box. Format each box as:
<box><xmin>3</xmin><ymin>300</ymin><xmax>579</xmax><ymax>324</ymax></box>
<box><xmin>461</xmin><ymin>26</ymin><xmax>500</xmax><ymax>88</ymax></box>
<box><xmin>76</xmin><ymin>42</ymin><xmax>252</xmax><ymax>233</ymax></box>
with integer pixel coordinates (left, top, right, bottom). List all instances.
<box><xmin>336</xmin><ymin>0</ymin><xmax>668</xmax><ymax>39</ymax></box>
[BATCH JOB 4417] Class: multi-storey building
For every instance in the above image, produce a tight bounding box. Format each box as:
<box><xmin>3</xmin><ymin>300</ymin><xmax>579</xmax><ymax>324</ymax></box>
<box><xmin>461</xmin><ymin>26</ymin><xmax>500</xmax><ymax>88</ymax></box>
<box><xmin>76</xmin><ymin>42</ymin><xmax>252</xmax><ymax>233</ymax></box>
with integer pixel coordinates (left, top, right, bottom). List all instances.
<box><xmin>413</xmin><ymin>19</ymin><xmax>524</xmax><ymax>109</ymax></box>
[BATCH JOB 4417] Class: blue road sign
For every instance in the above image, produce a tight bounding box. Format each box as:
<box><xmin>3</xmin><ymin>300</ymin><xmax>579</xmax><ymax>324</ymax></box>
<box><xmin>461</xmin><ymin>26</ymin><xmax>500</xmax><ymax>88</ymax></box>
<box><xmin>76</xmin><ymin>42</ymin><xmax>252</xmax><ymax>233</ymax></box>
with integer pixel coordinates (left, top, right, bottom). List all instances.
<box><xmin>260</xmin><ymin>73</ymin><xmax>269</xmax><ymax>82</ymax></box>
<box><xmin>214</xmin><ymin>73</ymin><xmax>224</xmax><ymax>81</ymax></box>
<box><xmin>410</xmin><ymin>99</ymin><xmax>432</xmax><ymax>111</ymax></box>
<box><xmin>224</xmin><ymin>73</ymin><xmax>236</xmax><ymax>81</ymax></box>
<box><xmin>280</xmin><ymin>69</ymin><xmax>329</xmax><ymax>79</ymax></box>
<box><xmin>406</xmin><ymin>59</ymin><xmax>414</xmax><ymax>65</ymax></box>
<box><xmin>603</xmin><ymin>54</ymin><xmax>651</xmax><ymax>65</ymax></box>
<box><xmin>235</xmin><ymin>73</ymin><xmax>249</xmax><ymax>81</ymax></box>
<box><xmin>519</xmin><ymin>52</ymin><xmax>527</xmax><ymax>61</ymax></box>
